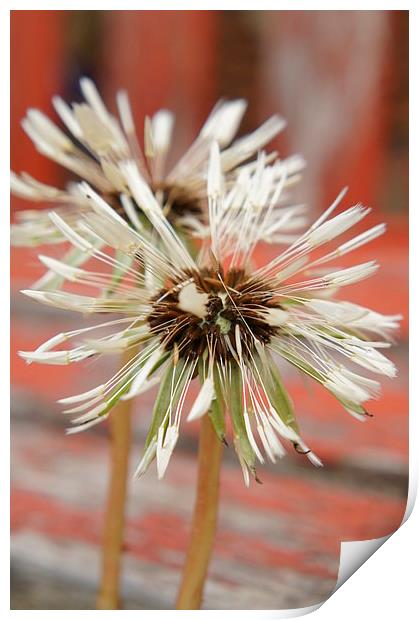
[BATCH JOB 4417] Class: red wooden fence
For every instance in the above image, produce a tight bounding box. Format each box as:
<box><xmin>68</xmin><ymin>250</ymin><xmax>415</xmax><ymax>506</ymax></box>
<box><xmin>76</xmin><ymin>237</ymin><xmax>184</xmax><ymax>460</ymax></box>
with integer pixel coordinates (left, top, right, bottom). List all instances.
<box><xmin>11</xmin><ymin>10</ymin><xmax>65</xmax><ymax>211</ymax></box>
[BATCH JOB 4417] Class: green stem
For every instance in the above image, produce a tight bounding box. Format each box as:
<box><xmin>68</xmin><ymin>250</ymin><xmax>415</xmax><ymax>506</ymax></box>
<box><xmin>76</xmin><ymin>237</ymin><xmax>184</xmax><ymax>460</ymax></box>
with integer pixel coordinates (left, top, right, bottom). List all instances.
<box><xmin>176</xmin><ymin>414</ymin><xmax>223</xmax><ymax>609</ymax></box>
<box><xmin>96</xmin><ymin>350</ymin><xmax>134</xmax><ymax>610</ymax></box>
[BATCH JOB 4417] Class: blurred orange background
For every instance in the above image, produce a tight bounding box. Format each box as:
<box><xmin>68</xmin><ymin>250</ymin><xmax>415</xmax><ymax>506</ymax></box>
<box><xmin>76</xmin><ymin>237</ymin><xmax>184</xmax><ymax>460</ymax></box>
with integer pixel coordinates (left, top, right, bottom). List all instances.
<box><xmin>11</xmin><ymin>10</ymin><xmax>408</xmax><ymax>610</ymax></box>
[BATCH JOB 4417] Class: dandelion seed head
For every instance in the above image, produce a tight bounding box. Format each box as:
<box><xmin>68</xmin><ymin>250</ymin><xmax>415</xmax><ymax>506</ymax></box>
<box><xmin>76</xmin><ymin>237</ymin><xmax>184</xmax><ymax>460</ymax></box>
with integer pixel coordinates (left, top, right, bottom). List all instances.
<box><xmin>16</xmin><ymin>114</ymin><xmax>401</xmax><ymax>483</ymax></box>
<box><xmin>11</xmin><ymin>78</ymin><xmax>303</xmax><ymax>263</ymax></box>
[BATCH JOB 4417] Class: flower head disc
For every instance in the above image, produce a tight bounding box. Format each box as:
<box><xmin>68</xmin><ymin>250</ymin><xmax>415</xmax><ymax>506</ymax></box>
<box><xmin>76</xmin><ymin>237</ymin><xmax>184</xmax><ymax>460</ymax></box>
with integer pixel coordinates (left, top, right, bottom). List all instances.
<box><xmin>148</xmin><ymin>267</ymin><xmax>282</xmax><ymax>361</ymax></box>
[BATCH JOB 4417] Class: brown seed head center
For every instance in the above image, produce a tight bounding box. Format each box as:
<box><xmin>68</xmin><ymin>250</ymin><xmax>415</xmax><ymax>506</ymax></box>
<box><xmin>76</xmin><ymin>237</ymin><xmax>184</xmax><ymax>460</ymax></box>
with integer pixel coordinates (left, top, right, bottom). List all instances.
<box><xmin>147</xmin><ymin>267</ymin><xmax>283</xmax><ymax>360</ymax></box>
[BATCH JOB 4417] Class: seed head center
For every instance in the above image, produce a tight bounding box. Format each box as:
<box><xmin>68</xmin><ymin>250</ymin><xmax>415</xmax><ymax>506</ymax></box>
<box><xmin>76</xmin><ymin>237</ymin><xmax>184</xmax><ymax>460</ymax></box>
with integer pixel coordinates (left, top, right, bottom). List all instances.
<box><xmin>147</xmin><ymin>267</ymin><xmax>283</xmax><ymax>361</ymax></box>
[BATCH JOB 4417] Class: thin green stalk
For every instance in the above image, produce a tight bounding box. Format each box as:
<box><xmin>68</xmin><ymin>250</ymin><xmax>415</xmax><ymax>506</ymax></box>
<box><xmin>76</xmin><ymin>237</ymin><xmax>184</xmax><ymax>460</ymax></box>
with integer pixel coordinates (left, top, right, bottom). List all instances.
<box><xmin>96</xmin><ymin>349</ymin><xmax>134</xmax><ymax>610</ymax></box>
<box><xmin>176</xmin><ymin>414</ymin><xmax>223</xmax><ymax>609</ymax></box>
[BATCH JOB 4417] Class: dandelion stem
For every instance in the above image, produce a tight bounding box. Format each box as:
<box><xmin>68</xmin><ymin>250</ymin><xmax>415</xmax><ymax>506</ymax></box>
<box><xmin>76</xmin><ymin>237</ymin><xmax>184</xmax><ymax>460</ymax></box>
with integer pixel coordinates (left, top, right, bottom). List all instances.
<box><xmin>96</xmin><ymin>350</ymin><xmax>134</xmax><ymax>610</ymax></box>
<box><xmin>176</xmin><ymin>413</ymin><xmax>223</xmax><ymax>609</ymax></box>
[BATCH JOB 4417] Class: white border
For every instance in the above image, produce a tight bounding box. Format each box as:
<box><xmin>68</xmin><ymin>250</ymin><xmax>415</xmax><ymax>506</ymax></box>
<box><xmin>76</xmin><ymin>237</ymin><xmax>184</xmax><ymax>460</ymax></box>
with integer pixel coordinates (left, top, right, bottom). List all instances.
<box><xmin>2</xmin><ymin>2</ymin><xmax>415</xmax><ymax>9</ymax></box>
<box><xmin>3</xmin><ymin>4</ymin><xmax>415</xmax><ymax>618</ymax></box>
